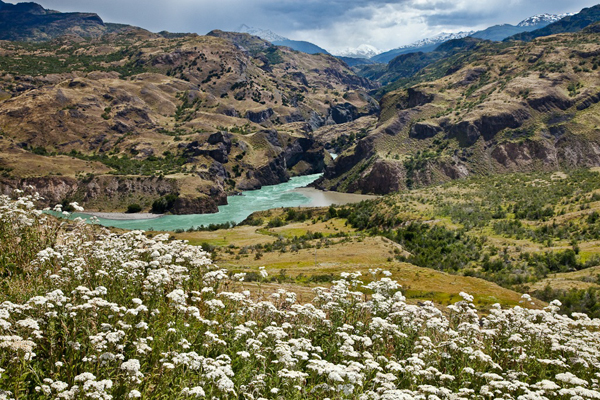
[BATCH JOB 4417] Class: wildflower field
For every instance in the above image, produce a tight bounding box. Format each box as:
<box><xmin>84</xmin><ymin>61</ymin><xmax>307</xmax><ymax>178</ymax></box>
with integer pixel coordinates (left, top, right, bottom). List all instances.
<box><xmin>1</xmin><ymin>193</ymin><xmax>600</xmax><ymax>399</ymax></box>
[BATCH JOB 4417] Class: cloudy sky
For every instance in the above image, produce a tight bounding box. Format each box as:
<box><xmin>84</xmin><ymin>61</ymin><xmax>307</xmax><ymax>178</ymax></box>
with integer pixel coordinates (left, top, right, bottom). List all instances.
<box><xmin>26</xmin><ymin>0</ymin><xmax>600</xmax><ymax>53</ymax></box>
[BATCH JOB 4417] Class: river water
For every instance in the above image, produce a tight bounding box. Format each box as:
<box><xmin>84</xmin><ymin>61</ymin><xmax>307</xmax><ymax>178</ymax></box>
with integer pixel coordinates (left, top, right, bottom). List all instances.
<box><xmin>64</xmin><ymin>173</ymin><xmax>375</xmax><ymax>231</ymax></box>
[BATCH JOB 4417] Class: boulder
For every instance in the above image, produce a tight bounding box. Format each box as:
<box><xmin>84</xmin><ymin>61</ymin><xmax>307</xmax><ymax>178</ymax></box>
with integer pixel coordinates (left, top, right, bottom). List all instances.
<box><xmin>245</xmin><ymin>108</ymin><xmax>274</xmax><ymax>123</ymax></box>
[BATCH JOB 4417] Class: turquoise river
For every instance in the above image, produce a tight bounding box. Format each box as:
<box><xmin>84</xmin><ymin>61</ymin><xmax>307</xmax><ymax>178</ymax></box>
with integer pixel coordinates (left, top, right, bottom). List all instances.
<box><xmin>60</xmin><ymin>173</ymin><xmax>374</xmax><ymax>231</ymax></box>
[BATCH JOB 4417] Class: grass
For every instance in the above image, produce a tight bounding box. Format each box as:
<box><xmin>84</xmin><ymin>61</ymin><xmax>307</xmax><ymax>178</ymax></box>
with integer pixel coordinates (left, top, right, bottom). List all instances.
<box><xmin>67</xmin><ymin>151</ymin><xmax>187</xmax><ymax>176</ymax></box>
<box><xmin>175</xmin><ymin>226</ymin><xmax>275</xmax><ymax>247</ymax></box>
<box><xmin>269</xmin><ymin>219</ymin><xmax>354</xmax><ymax>239</ymax></box>
<box><xmin>174</xmin><ymin>225</ymin><xmax>540</xmax><ymax>310</ymax></box>
<box><xmin>0</xmin><ymin>145</ymin><xmax>111</xmax><ymax>178</ymax></box>
<box><xmin>529</xmin><ymin>264</ymin><xmax>600</xmax><ymax>291</ymax></box>
<box><xmin>171</xmin><ymin>168</ymin><xmax>600</xmax><ymax>316</ymax></box>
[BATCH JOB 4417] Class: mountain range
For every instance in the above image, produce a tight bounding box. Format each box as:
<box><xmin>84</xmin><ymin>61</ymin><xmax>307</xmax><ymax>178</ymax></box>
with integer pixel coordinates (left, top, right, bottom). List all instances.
<box><xmin>0</xmin><ymin>2</ymin><xmax>377</xmax><ymax>212</ymax></box>
<box><xmin>0</xmin><ymin>0</ymin><xmax>128</xmax><ymax>41</ymax></box>
<box><xmin>335</xmin><ymin>44</ymin><xmax>381</xmax><ymax>59</ymax></box>
<box><xmin>0</xmin><ymin>0</ymin><xmax>600</xmax><ymax>212</ymax></box>
<box><xmin>371</xmin><ymin>13</ymin><xmax>573</xmax><ymax>64</ymax></box>
<box><xmin>370</xmin><ymin>31</ymin><xmax>475</xmax><ymax>63</ymax></box>
<box><xmin>231</xmin><ymin>12</ymin><xmax>577</xmax><ymax>65</ymax></box>
<box><xmin>517</xmin><ymin>13</ymin><xmax>573</xmax><ymax>26</ymax></box>
<box><xmin>0</xmin><ymin>0</ymin><xmax>578</xmax><ymax>66</ymax></box>
<box><xmin>507</xmin><ymin>6</ymin><xmax>600</xmax><ymax>41</ymax></box>
<box><xmin>236</xmin><ymin>24</ymin><xmax>330</xmax><ymax>55</ymax></box>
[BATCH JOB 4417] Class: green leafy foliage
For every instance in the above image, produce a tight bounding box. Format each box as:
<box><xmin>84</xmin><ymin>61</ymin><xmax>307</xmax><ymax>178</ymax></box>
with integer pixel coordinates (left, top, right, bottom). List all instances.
<box><xmin>0</xmin><ymin>41</ymin><xmax>152</xmax><ymax>77</ymax></box>
<box><xmin>151</xmin><ymin>193</ymin><xmax>179</xmax><ymax>213</ymax></box>
<box><xmin>68</xmin><ymin>150</ymin><xmax>186</xmax><ymax>175</ymax></box>
<box><xmin>535</xmin><ymin>285</ymin><xmax>600</xmax><ymax>318</ymax></box>
<box><xmin>262</xmin><ymin>47</ymin><xmax>284</xmax><ymax>65</ymax></box>
<box><xmin>126</xmin><ymin>203</ymin><xmax>142</xmax><ymax>213</ymax></box>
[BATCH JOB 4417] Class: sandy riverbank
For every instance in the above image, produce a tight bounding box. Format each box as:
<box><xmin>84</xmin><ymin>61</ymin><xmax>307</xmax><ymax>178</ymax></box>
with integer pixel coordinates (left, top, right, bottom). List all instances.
<box><xmin>82</xmin><ymin>212</ymin><xmax>163</xmax><ymax>221</ymax></box>
<box><xmin>292</xmin><ymin>187</ymin><xmax>377</xmax><ymax>207</ymax></box>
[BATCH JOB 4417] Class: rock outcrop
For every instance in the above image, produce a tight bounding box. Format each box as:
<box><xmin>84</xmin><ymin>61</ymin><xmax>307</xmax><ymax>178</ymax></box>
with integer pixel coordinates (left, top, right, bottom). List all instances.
<box><xmin>170</xmin><ymin>195</ymin><xmax>223</xmax><ymax>215</ymax></box>
<box><xmin>245</xmin><ymin>108</ymin><xmax>274</xmax><ymax>124</ymax></box>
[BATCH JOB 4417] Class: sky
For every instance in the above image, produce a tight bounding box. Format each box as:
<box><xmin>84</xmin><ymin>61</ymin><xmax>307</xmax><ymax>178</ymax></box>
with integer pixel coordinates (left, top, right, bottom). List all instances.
<box><xmin>21</xmin><ymin>0</ymin><xmax>600</xmax><ymax>53</ymax></box>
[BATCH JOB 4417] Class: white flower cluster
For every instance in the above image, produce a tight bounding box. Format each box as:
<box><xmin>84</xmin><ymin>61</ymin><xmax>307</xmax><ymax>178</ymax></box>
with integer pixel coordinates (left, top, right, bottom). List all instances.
<box><xmin>0</xmin><ymin>194</ymin><xmax>600</xmax><ymax>399</ymax></box>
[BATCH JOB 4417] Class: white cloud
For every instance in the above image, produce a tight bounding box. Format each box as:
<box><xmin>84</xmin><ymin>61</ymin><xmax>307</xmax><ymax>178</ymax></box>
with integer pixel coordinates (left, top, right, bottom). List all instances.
<box><xmin>31</xmin><ymin>0</ymin><xmax>600</xmax><ymax>52</ymax></box>
<box><xmin>289</xmin><ymin>0</ymin><xmax>599</xmax><ymax>52</ymax></box>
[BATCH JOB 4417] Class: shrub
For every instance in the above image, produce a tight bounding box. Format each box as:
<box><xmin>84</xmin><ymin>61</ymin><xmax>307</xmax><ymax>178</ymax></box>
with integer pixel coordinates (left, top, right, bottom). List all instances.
<box><xmin>126</xmin><ymin>203</ymin><xmax>142</xmax><ymax>213</ymax></box>
<box><xmin>151</xmin><ymin>193</ymin><xmax>179</xmax><ymax>213</ymax></box>
<box><xmin>266</xmin><ymin>217</ymin><xmax>284</xmax><ymax>228</ymax></box>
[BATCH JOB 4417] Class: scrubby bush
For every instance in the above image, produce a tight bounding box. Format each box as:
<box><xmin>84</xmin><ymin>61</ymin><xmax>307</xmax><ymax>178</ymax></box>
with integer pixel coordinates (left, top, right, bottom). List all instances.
<box><xmin>126</xmin><ymin>203</ymin><xmax>142</xmax><ymax>213</ymax></box>
<box><xmin>266</xmin><ymin>217</ymin><xmax>285</xmax><ymax>228</ymax></box>
<box><xmin>151</xmin><ymin>193</ymin><xmax>179</xmax><ymax>213</ymax></box>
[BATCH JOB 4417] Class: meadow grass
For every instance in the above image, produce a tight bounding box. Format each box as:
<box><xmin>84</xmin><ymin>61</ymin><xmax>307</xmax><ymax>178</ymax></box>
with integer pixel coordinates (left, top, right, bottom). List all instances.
<box><xmin>1</xmin><ymin>193</ymin><xmax>600</xmax><ymax>399</ymax></box>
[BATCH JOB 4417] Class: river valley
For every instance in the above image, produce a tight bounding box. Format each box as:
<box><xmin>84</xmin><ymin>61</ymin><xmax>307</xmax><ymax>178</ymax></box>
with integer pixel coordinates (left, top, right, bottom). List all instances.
<box><xmin>72</xmin><ymin>174</ymin><xmax>376</xmax><ymax>231</ymax></box>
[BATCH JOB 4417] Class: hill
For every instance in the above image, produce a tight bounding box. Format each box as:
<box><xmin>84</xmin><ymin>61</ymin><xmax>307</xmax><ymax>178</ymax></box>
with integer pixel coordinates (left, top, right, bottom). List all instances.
<box><xmin>182</xmin><ymin>168</ymin><xmax>600</xmax><ymax>314</ymax></box>
<box><xmin>371</xmin><ymin>32</ymin><xmax>473</xmax><ymax>64</ymax></box>
<box><xmin>271</xmin><ymin>39</ymin><xmax>330</xmax><ymax>55</ymax></box>
<box><xmin>355</xmin><ymin>37</ymin><xmax>486</xmax><ymax>90</ymax></box>
<box><xmin>0</xmin><ymin>27</ymin><xmax>378</xmax><ymax>213</ymax></box>
<box><xmin>316</xmin><ymin>26</ymin><xmax>600</xmax><ymax>194</ymax></box>
<box><xmin>336</xmin><ymin>56</ymin><xmax>378</xmax><ymax>67</ymax></box>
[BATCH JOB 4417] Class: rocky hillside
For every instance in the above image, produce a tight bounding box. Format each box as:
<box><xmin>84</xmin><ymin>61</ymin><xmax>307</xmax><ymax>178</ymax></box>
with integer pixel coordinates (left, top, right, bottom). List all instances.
<box><xmin>0</xmin><ymin>26</ymin><xmax>378</xmax><ymax>212</ymax></box>
<box><xmin>356</xmin><ymin>37</ymin><xmax>485</xmax><ymax>90</ymax></box>
<box><xmin>316</xmin><ymin>25</ymin><xmax>600</xmax><ymax>194</ymax></box>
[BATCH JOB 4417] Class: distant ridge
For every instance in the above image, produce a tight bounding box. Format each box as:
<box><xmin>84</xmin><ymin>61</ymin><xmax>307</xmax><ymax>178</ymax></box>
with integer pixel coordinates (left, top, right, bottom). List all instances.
<box><xmin>350</xmin><ymin>6</ymin><xmax>599</xmax><ymax>94</ymax></box>
<box><xmin>470</xmin><ymin>13</ymin><xmax>570</xmax><ymax>42</ymax></box>
<box><xmin>371</xmin><ymin>31</ymin><xmax>474</xmax><ymax>64</ymax></box>
<box><xmin>0</xmin><ymin>0</ymin><xmax>110</xmax><ymax>41</ymax></box>
<box><xmin>236</xmin><ymin>24</ymin><xmax>286</xmax><ymax>42</ymax></box>
<box><xmin>337</xmin><ymin>56</ymin><xmax>378</xmax><ymax>67</ymax></box>
<box><xmin>236</xmin><ymin>24</ymin><xmax>330</xmax><ymax>55</ymax></box>
<box><xmin>370</xmin><ymin>13</ymin><xmax>572</xmax><ymax>64</ymax></box>
<box><xmin>506</xmin><ymin>4</ymin><xmax>600</xmax><ymax>41</ymax></box>
<box><xmin>517</xmin><ymin>13</ymin><xmax>573</xmax><ymax>27</ymax></box>
<box><xmin>334</xmin><ymin>44</ymin><xmax>381</xmax><ymax>59</ymax></box>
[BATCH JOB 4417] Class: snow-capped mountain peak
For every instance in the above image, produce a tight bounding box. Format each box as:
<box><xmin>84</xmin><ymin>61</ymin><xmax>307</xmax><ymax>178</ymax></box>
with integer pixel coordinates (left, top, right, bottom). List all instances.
<box><xmin>397</xmin><ymin>31</ymin><xmax>475</xmax><ymax>50</ymax></box>
<box><xmin>517</xmin><ymin>13</ymin><xmax>573</xmax><ymax>27</ymax></box>
<box><xmin>236</xmin><ymin>24</ymin><xmax>287</xmax><ymax>42</ymax></box>
<box><xmin>334</xmin><ymin>44</ymin><xmax>381</xmax><ymax>59</ymax></box>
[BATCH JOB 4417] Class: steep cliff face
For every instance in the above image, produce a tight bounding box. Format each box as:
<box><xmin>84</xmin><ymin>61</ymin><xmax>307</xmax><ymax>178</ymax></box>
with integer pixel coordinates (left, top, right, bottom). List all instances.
<box><xmin>317</xmin><ymin>28</ymin><xmax>600</xmax><ymax>194</ymax></box>
<box><xmin>324</xmin><ymin>134</ymin><xmax>600</xmax><ymax>195</ymax></box>
<box><xmin>169</xmin><ymin>195</ymin><xmax>224</xmax><ymax>215</ymax></box>
<box><xmin>0</xmin><ymin>175</ymin><xmax>227</xmax><ymax>213</ymax></box>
